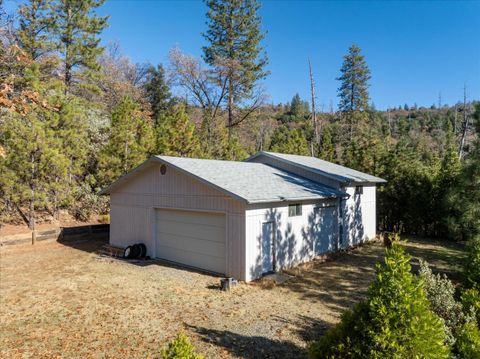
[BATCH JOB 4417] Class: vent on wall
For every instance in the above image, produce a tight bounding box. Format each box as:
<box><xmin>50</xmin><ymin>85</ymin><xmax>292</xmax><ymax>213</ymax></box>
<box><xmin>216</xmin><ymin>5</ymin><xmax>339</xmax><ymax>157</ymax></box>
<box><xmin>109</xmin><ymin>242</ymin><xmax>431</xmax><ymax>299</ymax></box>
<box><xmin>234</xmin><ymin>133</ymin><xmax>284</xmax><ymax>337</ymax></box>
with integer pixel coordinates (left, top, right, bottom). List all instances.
<box><xmin>160</xmin><ymin>164</ymin><xmax>167</xmax><ymax>175</ymax></box>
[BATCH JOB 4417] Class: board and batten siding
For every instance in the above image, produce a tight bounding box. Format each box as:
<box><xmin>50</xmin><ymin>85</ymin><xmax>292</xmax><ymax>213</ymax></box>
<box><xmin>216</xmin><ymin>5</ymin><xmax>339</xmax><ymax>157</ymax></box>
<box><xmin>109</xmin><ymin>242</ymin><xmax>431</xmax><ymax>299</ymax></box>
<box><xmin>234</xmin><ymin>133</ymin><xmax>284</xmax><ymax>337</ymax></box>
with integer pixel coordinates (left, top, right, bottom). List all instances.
<box><xmin>245</xmin><ymin>199</ymin><xmax>339</xmax><ymax>282</ymax></box>
<box><xmin>340</xmin><ymin>185</ymin><xmax>376</xmax><ymax>248</ymax></box>
<box><xmin>109</xmin><ymin>162</ymin><xmax>246</xmax><ymax>280</ymax></box>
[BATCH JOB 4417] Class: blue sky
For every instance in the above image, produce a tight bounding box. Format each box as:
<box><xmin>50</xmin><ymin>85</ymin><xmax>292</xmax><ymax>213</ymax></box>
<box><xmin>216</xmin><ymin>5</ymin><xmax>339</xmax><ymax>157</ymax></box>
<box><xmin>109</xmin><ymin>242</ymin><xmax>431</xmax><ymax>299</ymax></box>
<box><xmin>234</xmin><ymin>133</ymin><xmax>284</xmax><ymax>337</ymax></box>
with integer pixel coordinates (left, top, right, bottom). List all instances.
<box><xmin>5</xmin><ymin>0</ymin><xmax>480</xmax><ymax>109</ymax></box>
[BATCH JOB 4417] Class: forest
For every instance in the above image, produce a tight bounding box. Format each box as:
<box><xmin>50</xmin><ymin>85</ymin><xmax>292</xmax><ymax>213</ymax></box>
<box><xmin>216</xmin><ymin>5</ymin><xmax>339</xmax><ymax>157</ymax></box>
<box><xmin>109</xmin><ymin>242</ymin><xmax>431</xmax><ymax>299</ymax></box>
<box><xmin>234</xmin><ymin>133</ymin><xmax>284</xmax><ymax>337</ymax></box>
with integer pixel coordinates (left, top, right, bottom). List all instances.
<box><xmin>0</xmin><ymin>0</ymin><xmax>479</xmax><ymax>241</ymax></box>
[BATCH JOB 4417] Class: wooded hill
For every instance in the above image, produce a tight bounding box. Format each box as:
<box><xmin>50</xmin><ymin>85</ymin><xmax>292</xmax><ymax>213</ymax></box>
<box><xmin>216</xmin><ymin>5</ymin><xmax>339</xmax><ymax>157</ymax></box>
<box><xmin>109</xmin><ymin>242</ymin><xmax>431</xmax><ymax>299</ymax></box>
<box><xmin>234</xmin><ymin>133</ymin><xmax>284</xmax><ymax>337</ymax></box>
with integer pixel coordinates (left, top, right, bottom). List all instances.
<box><xmin>0</xmin><ymin>0</ymin><xmax>478</xmax><ymax>242</ymax></box>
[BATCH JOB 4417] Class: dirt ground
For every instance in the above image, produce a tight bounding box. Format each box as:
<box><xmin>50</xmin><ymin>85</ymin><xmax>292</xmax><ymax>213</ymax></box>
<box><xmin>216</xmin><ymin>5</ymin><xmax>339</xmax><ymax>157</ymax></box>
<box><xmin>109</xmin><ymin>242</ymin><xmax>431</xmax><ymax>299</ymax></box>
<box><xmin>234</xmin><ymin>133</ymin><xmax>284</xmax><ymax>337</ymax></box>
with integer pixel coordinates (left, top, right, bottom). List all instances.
<box><xmin>0</xmin><ymin>237</ymin><xmax>466</xmax><ymax>359</ymax></box>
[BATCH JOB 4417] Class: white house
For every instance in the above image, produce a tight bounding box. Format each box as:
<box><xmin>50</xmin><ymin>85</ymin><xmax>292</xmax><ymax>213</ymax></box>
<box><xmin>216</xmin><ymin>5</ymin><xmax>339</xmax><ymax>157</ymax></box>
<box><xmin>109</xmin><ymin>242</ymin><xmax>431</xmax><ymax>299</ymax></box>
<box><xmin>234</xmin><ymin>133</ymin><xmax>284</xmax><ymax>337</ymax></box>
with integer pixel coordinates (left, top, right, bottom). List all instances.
<box><xmin>100</xmin><ymin>152</ymin><xmax>385</xmax><ymax>282</ymax></box>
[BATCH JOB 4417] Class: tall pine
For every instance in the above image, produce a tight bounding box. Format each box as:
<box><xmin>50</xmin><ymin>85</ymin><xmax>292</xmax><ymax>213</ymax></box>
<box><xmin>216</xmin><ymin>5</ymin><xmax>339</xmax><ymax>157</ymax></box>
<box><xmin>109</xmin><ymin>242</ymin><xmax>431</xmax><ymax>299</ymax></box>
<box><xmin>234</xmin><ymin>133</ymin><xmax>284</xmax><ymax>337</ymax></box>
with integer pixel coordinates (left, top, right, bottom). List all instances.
<box><xmin>143</xmin><ymin>64</ymin><xmax>172</xmax><ymax>122</ymax></box>
<box><xmin>52</xmin><ymin>0</ymin><xmax>108</xmax><ymax>93</ymax></box>
<box><xmin>202</xmin><ymin>0</ymin><xmax>268</xmax><ymax>142</ymax></box>
<box><xmin>337</xmin><ymin>44</ymin><xmax>371</xmax><ymax>139</ymax></box>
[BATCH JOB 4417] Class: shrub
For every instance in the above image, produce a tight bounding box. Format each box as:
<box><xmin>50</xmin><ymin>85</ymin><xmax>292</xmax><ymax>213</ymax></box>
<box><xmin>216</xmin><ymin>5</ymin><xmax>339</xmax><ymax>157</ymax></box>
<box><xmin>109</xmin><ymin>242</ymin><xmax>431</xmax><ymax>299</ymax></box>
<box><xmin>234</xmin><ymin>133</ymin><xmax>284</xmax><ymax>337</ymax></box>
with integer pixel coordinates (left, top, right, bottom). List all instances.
<box><xmin>464</xmin><ymin>236</ymin><xmax>480</xmax><ymax>289</ymax></box>
<box><xmin>419</xmin><ymin>260</ymin><xmax>471</xmax><ymax>347</ymax></box>
<box><xmin>455</xmin><ymin>322</ymin><xmax>480</xmax><ymax>359</ymax></box>
<box><xmin>308</xmin><ymin>244</ymin><xmax>450</xmax><ymax>359</ymax></box>
<box><xmin>160</xmin><ymin>333</ymin><xmax>203</xmax><ymax>359</ymax></box>
<box><xmin>462</xmin><ymin>288</ymin><xmax>480</xmax><ymax>327</ymax></box>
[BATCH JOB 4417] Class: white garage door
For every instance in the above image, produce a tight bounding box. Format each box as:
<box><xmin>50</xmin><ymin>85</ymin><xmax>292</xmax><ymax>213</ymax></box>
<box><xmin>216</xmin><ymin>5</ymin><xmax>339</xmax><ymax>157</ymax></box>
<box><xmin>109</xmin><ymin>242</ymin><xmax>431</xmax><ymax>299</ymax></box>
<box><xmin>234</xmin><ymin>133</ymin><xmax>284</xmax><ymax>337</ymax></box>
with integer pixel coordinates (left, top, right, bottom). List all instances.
<box><xmin>155</xmin><ymin>209</ymin><xmax>226</xmax><ymax>274</ymax></box>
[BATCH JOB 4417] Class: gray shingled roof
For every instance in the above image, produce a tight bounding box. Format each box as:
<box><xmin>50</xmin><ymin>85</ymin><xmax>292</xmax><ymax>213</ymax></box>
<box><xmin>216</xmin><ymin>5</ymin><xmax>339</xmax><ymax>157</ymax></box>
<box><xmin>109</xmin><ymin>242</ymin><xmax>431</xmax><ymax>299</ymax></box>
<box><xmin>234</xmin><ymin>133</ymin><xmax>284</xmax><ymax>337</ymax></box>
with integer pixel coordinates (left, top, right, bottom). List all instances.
<box><xmin>249</xmin><ymin>151</ymin><xmax>386</xmax><ymax>184</ymax></box>
<box><xmin>155</xmin><ymin>156</ymin><xmax>347</xmax><ymax>204</ymax></box>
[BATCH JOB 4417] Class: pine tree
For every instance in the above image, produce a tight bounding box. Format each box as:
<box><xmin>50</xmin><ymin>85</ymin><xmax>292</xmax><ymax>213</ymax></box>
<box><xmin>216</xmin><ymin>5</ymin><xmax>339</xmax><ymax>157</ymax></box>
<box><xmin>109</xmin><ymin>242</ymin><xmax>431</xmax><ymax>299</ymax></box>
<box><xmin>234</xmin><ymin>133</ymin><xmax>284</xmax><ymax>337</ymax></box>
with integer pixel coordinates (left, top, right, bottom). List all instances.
<box><xmin>52</xmin><ymin>0</ymin><xmax>108</xmax><ymax>93</ymax></box>
<box><xmin>202</xmin><ymin>0</ymin><xmax>268</xmax><ymax>142</ymax></box>
<box><xmin>156</xmin><ymin>104</ymin><xmax>200</xmax><ymax>157</ymax></box>
<box><xmin>318</xmin><ymin>125</ymin><xmax>335</xmax><ymax>162</ymax></box>
<box><xmin>98</xmin><ymin>96</ymin><xmax>155</xmax><ymax>186</ymax></box>
<box><xmin>337</xmin><ymin>44</ymin><xmax>371</xmax><ymax>139</ymax></box>
<box><xmin>269</xmin><ymin>126</ymin><xmax>310</xmax><ymax>156</ymax></box>
<box><xmin>17</xmin><ymin>0</ymin><xmax>55</xmax><ymax>60</ymax></box>
<box><xmin>309</xmin><ymin>244</ymin><xmax>450</xmax><ymax>358</ymax></box>
<box><xmin>143</xmin><ymin>64</ymin><xmax>172</xmax><ymax>122</ymax></box>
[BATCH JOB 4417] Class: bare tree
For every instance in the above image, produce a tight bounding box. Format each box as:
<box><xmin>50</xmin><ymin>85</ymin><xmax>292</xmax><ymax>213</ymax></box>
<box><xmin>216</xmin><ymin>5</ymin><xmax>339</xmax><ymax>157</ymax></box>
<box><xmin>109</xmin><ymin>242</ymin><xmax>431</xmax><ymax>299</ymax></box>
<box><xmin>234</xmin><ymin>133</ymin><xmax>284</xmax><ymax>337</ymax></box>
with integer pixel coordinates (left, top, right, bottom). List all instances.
<box><xmin>309</xmin><ymin>58</ymin><xmax>319</xmax><ymax>155</ymax></box>
<box><xmin>458</xmin><ymin>84</ymin><xmax>471</xmax><ymax>160</ymax></box>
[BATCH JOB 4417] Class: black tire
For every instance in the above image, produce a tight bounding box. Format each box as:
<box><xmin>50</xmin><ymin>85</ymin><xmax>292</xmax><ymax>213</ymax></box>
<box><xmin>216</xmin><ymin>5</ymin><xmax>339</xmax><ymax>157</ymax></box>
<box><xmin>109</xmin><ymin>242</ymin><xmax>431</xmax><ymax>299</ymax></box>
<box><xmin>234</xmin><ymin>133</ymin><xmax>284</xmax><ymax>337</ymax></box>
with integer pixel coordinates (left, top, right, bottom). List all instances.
<box><xmin>138</xmin><ymin>243</ymin><xmax>147</xmax><ymax>258</ymax></box>
<box><xmin>131</xmin><ymin>244</ymin><xmax>141</xmax><ymax>258</ymax></box>
<box><xmin>123</xmin><ymin>246</ymin><xmax>133</xmax><ymax>259</ymax></box>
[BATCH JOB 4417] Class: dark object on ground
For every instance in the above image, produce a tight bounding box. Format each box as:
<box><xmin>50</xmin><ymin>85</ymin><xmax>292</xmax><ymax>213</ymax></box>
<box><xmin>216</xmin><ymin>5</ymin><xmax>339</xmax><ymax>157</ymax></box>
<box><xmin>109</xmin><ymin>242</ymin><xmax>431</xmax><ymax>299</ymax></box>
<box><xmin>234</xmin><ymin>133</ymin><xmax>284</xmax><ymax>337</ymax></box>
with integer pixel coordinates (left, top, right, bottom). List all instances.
<box><xmin>138</xmin><ymin>243</ymin><xmax>147</xmax><ymax>258</ymax></box>
<box><xmin>220</xmin><ymin>277</ymin><xmax>238</xmax><ymax>291</ymax></box>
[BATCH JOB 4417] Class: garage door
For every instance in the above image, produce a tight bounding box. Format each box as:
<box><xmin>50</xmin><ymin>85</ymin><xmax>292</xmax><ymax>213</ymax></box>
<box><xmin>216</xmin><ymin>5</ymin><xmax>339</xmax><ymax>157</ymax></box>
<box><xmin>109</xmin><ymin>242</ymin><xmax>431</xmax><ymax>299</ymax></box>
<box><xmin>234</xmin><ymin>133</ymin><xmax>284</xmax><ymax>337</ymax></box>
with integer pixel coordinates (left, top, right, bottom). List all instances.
<box><xmin>155</xmin><ymin>209</ymin><xmax>226</xmax><ymax>274</ymax></box>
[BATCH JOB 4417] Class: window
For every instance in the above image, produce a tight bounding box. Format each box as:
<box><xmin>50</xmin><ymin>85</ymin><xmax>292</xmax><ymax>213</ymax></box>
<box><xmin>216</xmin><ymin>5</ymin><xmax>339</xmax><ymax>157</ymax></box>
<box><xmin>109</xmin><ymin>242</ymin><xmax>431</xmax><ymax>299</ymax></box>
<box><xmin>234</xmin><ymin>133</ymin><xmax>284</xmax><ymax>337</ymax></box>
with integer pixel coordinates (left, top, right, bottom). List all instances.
<box><xmin>355</xmin><ymin>186</ymin><xmax>363</xmax><ymax>195</ymax></box>
<box><xmin>288</xmin><ymin>204</ymin><xmax>302</xmax><ymax>217</ymax></box>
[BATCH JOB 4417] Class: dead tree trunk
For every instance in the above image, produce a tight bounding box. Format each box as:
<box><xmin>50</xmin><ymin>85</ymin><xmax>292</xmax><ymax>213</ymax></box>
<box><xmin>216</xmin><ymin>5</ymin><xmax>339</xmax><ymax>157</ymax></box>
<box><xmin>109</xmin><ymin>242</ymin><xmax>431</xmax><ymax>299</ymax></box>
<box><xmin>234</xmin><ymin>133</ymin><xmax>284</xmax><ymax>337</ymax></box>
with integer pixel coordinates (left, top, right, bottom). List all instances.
<box><xmin>458</xmin><ymin>85</ymin><xmax>469</xmax><ymax>160</ymax></box>
<box><xmin>309</xmin><ymin>59</ymin><xmax>319</xmax><ymax>155</ymax></box>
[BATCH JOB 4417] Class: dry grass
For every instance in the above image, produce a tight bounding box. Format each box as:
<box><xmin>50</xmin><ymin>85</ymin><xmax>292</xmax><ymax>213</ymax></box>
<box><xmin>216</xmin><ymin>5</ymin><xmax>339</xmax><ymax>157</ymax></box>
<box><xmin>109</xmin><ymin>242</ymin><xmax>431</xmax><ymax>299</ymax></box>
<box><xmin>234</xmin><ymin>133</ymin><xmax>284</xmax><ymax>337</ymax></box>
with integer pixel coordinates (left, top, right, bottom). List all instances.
<box><xmin>0</xmin><ymin>237</ymin><xmax>466</xmax><ymax>358</ymax></box>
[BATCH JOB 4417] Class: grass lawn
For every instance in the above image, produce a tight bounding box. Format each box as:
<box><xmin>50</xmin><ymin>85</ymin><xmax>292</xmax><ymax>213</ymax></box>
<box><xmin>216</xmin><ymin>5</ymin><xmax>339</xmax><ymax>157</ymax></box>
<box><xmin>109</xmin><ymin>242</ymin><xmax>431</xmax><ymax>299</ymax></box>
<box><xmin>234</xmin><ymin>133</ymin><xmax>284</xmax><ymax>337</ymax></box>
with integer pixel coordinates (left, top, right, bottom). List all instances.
<box><xmin>0</xmin><ymin>236</ymin><xmax>467</xmax><ymax>358</ymax></box>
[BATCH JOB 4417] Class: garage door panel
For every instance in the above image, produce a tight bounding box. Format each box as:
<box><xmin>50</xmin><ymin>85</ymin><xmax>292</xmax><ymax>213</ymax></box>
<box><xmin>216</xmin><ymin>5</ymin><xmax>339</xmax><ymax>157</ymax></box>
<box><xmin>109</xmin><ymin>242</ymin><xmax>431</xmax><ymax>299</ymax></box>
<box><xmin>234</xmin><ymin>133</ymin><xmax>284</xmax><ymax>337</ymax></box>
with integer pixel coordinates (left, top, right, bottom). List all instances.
<box><xmin>155</xmin><ymin>209</ymin><xmax>226</xmax><ymax>274</ymax></box>
<box><xmin>156</xmin><ymin>233</ymin><xmax>225</xmax><ymax>257</ymax></box>
<box><xmin>157</xmin><ymin>210</ymin><xmax>224</xmax><ymax>227</ymax></box>
<box><xmin>156</xmin><ymin>220</ymin><xmax>225</xmax><ymax>243</ymax></box>
<box><xmin>155</xmin><ymin>245</ymin><xmax>226</xmax><ymax>273</ymax></box>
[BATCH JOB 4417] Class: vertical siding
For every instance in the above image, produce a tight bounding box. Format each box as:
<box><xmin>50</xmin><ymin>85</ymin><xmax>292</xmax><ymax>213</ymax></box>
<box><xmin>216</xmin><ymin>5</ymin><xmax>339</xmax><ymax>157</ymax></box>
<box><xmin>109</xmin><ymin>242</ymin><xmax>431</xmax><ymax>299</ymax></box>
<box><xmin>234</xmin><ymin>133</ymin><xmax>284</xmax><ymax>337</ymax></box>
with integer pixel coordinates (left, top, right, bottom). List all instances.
<box><xmin>340</xmin><ymin>185</ymin><xmax>376</xmax><ymax>248</ymax></box>
<box><xmin>245</xmin><ymin>199</ymin><xmax>339</xmax><ymax>281</ymax></box>
<box><xmin>109</xmin><ymin>162</ymin><xmax>246</xmax><ymax>280</ymax></box>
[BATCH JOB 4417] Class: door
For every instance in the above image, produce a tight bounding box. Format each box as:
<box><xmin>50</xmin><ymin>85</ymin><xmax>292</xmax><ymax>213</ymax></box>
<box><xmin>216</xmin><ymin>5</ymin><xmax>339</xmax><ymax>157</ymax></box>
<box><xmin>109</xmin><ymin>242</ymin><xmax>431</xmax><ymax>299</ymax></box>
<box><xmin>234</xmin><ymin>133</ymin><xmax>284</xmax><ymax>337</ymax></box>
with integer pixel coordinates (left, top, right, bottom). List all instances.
<box><xmin>155</xmin><ymin>209</ymin><xmax>226</xmax><ymax>274</ymax></box>
<box><xmin>313</xmin><ymin>206</ymin><xmax>338</xmax><ymax>255</ymax></box>
<box><xmin>261</xmin><ymin>221</ymin><xmax>275</xmax><ymax>274</ymax></box>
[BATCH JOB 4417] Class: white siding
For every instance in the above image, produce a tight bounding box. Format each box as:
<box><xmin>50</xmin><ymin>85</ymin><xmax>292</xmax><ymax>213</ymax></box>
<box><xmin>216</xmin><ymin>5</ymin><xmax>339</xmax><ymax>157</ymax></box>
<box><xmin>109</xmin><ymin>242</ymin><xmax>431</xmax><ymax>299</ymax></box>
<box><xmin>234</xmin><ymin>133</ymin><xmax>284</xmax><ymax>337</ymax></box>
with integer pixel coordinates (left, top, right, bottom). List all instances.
<box><xmin>109</xmin><ymin>162</ymin><xmax>245</xmax><ymax>279</ymax></box>
<box><xmin>340</xmin><ymin>185</ymin><xmax>376</xmax><ymax>248</ymax></box>
<box><xmin>245</xmin><ymin>199</ymin><xmax>339</xmax><ymax>281</ymax></box>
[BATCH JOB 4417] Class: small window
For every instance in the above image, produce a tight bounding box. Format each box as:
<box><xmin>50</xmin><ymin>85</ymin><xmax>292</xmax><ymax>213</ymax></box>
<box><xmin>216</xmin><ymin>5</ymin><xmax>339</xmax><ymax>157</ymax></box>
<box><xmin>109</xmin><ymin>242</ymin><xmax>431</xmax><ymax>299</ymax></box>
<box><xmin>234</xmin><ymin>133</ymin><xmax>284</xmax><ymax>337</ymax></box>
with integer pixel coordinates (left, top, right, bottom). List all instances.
<box><xmin>160</xmin><ymin>164</ymin><xmax>167</xmax><ymax>175</ymax></box>
<box><xmin>355</xmin><ymin>186</ymin><xmax>363</xmax><ymax>195</ymax></box>
<box><xmin>288</xmin><ymin>204</ymin><xmax>302</xmax><ymax>217</ymax></box>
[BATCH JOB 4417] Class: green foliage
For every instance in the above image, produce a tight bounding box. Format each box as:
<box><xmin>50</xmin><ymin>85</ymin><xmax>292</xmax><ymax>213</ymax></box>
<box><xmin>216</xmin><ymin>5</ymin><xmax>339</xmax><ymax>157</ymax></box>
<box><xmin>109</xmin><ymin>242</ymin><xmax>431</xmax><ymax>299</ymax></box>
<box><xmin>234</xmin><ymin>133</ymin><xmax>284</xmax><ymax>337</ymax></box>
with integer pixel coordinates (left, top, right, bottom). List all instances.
<box><xmin>308</xmin><ymin>244</ymin><xmax>450</xmax><ymax>359</ymax></box>
<box><xmin>98</xmin><ymin>96</ymin><xmax>154</xmax><ymax>186</ymax></box>
<box><xmin>160</xmin><ymin>333</ymin><xmax>203</xmax><ymax>359</ymax></box>
<box><xmin>52</xmin><ymin>0</ymin><xmax>108</xmax><ymax>90</ymax></box>
<box><xmin>455</xmin><ymin>322</ymin><xmax>480</xmax><ymax>359</ymax></box>
<box><xmin>337</xmin><ymin>43</ymin><xmax>371</xmax><ymax>112</ymax></box>
<box><xmin>269</xmin><ymin>125</ymin><xmax>310</xmax><ymax>156</ymax></box>
<box><xmin>318</xmin><ymin>125</ymin><xmax>335</xmax><ymax>162</ymax></box>
<box><xmin>462</xmin><ymin>288</ymin><xmax>480</xmax><ymax>326</ymax></box>
<box><xmin>419</xmin><ymin>260</ymin><xmax>473</xmax><ymax>348</ymax></box>
<box><xmin>463</xmin><ymin>236</ymin><xmax>480</xmax><ymax>289</ymax></box>
<box><xmin>156</xmin><ymin>104</ymin><xmax>200</xmax><ymax>157</ymax></box>
<box><xmin>144</xmin><ymin>64</ymin><xmax>173</xmax><ymax>121</ymax></box>
<box><xmin>17</xmin><ymin>0</ymin><xmax>55</xmax><ymax>60</ymax></box>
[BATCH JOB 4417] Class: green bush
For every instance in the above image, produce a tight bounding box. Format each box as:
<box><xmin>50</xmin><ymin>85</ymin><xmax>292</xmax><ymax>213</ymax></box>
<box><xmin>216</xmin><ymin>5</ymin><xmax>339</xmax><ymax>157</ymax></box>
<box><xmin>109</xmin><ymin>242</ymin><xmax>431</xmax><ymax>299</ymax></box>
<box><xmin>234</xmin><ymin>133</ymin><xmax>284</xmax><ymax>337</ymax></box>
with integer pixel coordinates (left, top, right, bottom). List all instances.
<box><xmin>419</xmin><ymin>260</ymin><xmax>471</xmax><ymax>347</ymax></box>
<box><xmin>464</xmin><ymin>236</ymin><xmax>480</xmax><ymax>289</ymax></box>
<box><xmin>308</xmin><ymin>244</ymin><xmax>450</xmax><ymax>359</ymax></box>
<box><xmin>455</xmin><ymin>322</ymin><xmax>480</xmax><ymax>359</ymax></box>
<box><xmin>160</xmin><ymin>333</ymin><xmax>203</xmax><ymax>359</ymax></box>
<box><xmin>462</xmin><ymin>288</ymin><xmax>480</xmax><ymax>327</ymax></box>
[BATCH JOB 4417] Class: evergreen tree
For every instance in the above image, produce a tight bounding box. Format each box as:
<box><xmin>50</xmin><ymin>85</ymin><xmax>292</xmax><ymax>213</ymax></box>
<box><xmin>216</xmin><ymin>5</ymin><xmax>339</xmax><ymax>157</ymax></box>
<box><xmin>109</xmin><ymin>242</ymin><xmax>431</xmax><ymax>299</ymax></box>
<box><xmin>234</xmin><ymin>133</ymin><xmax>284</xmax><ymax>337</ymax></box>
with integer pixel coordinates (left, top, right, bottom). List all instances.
<box><xmin>309</xmin><ymin>244</ymin><xmax>450</xmax><ymax>358</ymax></box>
<box><xmin>202</xmin><ymin>0</ymin><xmax>268</xmax><ymax>141</ymax></box>
<box><xmin>318</xmin><ymin>125</ymin><xmax>335</xmax><ymax>162</ymax></box>
<box><xmin>156</xmin><ymin>104</ymin><xmax>200</xmax><ymax>157</ymax></box>
<box><xmin>143</xmin><ymin>64</ymin><xmax>172</xmax><ymax>122</ymax></box>
<box><xmin>337</xmin><ymin>44</ymin><xmax>371</xmax><ymax>138</ymax></box>
<box><xmin>269</xmin><ymin>126</ymin><xmax>310</xmax><ymax>155</ymax></box>
<box><xmin>52</xmin><ymin>0</ymin><xmax>108</xmax><ymax>92</ymax></box>
<box><xmin>17</xmin><ymin>0</ymin><xmax>55</xmax><ymax>60</ymax></box>
<box><xmin>98</xmin><ymin>96</ymin><xmax>154</xmax><ymax>186</ymax></box>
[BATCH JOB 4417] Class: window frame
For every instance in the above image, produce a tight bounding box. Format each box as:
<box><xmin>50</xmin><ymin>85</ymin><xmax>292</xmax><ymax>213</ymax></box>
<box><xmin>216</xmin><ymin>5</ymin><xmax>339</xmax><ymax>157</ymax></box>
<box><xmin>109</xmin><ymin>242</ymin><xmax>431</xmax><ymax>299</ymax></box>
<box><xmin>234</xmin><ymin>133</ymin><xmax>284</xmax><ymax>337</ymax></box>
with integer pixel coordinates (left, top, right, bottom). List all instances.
<box><xmin>288</xmin><ymin>204</ymin><xmax>302</xmax><ymax>217</ymax></box>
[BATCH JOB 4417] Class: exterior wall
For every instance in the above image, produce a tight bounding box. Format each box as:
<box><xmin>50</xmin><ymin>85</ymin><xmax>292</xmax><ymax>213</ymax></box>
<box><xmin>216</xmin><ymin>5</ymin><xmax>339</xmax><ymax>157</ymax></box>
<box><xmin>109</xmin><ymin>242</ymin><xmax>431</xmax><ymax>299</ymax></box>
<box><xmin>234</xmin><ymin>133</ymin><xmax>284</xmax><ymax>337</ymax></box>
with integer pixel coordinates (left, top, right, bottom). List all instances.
<box><xmin>245</xmin><ymin>199</ymin><xmax>339</xmax><ymax>281</ymax></box>
<box><xmin>109</xmin><ymin>162</ymin><xmax>246</xmax><ymax>280</ymax></box>
<box><xmin>248</xmin><ymin>154</ymin><xmax>342</xmax><ymax>189</ymax></box>
<box><xmin>340</xmin><ymin>185</ymin><xmax>376</xmax><ymax>248</ymax></box>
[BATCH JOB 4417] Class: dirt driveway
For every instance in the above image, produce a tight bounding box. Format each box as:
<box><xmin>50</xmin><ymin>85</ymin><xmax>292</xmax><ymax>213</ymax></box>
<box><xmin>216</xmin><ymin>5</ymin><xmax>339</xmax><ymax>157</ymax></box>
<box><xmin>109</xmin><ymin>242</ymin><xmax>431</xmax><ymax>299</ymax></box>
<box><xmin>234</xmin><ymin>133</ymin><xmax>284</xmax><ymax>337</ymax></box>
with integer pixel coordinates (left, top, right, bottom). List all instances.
<box><xmin>0</xmin><ymin>237</ymin><xmax>464</xmax><ymax>358</ymax></box>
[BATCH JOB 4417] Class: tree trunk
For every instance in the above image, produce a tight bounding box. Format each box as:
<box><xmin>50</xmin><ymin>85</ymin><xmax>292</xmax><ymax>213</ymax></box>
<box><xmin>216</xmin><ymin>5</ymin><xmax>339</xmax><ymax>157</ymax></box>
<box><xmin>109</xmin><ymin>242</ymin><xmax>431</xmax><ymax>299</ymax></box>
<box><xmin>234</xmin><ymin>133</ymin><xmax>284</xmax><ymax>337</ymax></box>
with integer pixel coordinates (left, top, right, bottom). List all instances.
<box><xmin>30</xmin><ymin>153</ymin><xmax>36</xmax><ymax>244</ymax></box>
<box><xmin>458</xmin><ymin>85</ymin><xmax>469</xmax><ymax>160</ymax></box>
<box><xmin>309</xmin><ymin>59</ymin><xmax>319</xmax><ymax>155</ymax></box>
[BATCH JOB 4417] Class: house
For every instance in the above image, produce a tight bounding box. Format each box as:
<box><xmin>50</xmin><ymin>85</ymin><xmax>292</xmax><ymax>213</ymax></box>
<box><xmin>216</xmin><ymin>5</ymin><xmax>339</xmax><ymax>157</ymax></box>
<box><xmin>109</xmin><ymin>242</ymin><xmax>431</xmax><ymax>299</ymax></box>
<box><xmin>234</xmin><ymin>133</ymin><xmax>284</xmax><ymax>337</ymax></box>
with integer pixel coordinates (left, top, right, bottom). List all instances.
<box><xmin>100</xmin><ymin>152</ymin><xmax>385</xmax><ymax>281</ymax></box>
